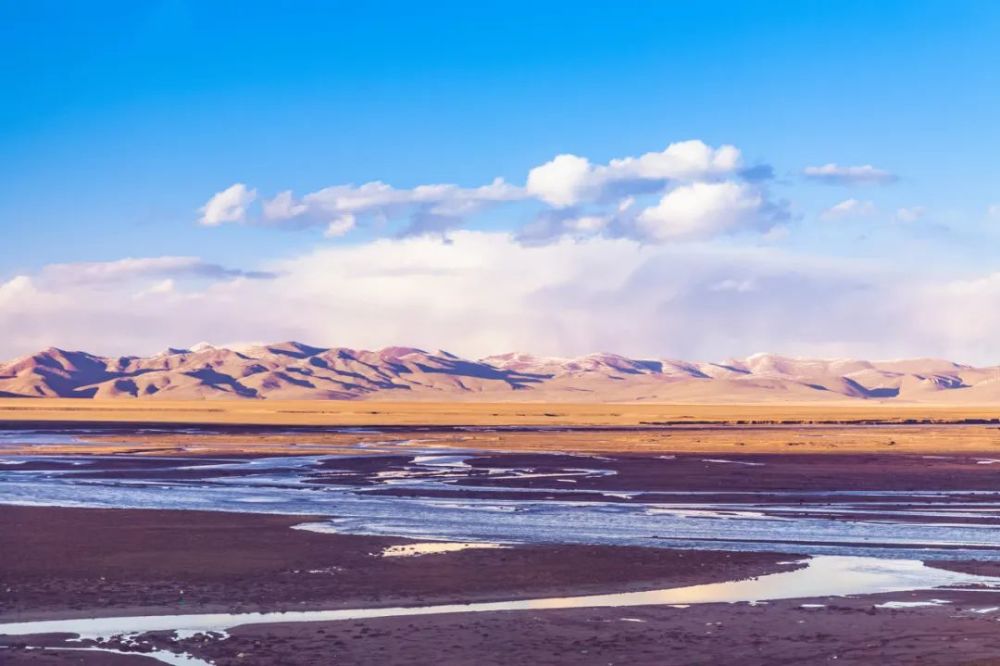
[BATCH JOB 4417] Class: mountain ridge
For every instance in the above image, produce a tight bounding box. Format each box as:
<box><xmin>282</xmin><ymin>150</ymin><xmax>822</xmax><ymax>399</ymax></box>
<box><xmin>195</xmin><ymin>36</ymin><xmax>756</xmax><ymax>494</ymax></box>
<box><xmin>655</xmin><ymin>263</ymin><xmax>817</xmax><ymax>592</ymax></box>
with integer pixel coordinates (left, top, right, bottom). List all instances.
<box><xmin>0</xmin><ymin>343</ymin><xmax>998</xmax><ymax>402</ymax></box>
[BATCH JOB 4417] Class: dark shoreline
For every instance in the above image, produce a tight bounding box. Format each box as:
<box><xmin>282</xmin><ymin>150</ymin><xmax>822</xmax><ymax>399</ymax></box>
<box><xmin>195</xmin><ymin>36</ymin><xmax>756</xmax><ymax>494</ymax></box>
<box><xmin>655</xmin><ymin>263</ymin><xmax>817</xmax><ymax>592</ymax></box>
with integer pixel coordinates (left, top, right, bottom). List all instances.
<box><xmin>2</xmin><ymin>418</ymin><xmax>999</xmax><ymax>435</ymax></box>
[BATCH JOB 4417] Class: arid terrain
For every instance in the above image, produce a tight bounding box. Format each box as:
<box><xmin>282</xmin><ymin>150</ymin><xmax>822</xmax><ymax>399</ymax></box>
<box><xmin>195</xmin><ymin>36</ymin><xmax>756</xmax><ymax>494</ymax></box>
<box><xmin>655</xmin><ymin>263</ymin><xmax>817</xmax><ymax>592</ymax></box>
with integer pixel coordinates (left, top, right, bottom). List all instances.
<box><xmin>1</xmin><ymin>399</ymin><xmax>998</xmax><ymax>459</ymax></box>
<box><xmin>3</xmin><ymin>342</ymin><xmax>1000</xmax><ymax>402</ymax></box>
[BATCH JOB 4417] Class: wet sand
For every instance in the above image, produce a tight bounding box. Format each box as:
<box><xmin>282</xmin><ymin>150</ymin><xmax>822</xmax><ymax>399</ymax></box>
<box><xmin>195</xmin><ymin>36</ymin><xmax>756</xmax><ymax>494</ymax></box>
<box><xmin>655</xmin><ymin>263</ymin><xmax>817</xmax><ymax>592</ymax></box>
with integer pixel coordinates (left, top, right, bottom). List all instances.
<box><xmin>9</xmin><ymin>597</ymin><xmax>1000</xmax><ymax>665</ymax></box>
<box><xmin>165</xmin><ymin>590</ymin><xmax>1000</xmax><ymax>665</ymax></box>
<box><xmin>0</xmin><ymin>506</ymin><xmax>797</xmax><ymax>620</ymax></box>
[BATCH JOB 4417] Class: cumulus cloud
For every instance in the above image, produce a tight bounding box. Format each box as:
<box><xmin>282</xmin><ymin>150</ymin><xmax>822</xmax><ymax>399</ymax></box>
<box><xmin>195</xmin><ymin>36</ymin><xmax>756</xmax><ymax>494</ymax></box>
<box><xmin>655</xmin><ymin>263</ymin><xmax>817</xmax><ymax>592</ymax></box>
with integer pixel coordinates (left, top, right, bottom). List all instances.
<box><xmin>821</xmin><ymin>198</ymin><xmax>877</xmax><ymax>220</ymax></box>
<box><xmin>635</xmin><ymin>182</ymin><xmax>785</xmax><ymax>241</ymax></box>
<box><xmin>2</xmin><ymin>232</ymin><xmax>996</xmax><ymax>364</ymax></box>
<box><xmin>0</xmin><ymin>275</ymin><xmax>36</xmax><ymax>307</ymax></box>
<box><xmin>803</xmin><ymin>163</ymin><xmax>897</xmax><ymax>186</ymax></box>
<box><xmin>525</xmin><ymin>140</ymin><xmax>742</xmax><ymax>207</ymax></box>
<box><xmin>198</xmin><ymin>183</ymin><xmax>257</xmax><ymax>226</ymax></box>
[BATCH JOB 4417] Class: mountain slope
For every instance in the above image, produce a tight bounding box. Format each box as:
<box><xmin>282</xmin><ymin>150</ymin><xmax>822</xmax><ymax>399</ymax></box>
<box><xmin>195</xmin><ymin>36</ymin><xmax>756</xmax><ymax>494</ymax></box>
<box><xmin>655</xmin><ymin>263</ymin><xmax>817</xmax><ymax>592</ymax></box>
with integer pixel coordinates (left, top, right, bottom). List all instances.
<box><xmin>0</xmin><ymin>344</ymin><xmax>997</xmax><ymax>402</ymax></box>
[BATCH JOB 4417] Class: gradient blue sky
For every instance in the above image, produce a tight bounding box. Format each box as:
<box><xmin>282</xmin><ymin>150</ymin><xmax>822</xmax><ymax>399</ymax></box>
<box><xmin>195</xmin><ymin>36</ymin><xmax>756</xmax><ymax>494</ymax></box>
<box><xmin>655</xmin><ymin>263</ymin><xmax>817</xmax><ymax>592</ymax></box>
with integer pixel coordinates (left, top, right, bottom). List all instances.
<box><xmin>2</xmin><ymin>1</ymin><xmax>999</xmax><ymax>361</ymax></box>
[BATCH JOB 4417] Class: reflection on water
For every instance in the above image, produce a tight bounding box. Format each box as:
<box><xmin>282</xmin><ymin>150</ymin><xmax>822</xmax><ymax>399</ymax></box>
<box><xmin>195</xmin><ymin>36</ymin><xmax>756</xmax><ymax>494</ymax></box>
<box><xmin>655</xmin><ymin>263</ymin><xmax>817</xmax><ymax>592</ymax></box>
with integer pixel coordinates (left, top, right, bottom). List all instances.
<box><xmin>1</xmin><ymin>556</ymin><xmax>997</xmax><ymax>639</ymax></box>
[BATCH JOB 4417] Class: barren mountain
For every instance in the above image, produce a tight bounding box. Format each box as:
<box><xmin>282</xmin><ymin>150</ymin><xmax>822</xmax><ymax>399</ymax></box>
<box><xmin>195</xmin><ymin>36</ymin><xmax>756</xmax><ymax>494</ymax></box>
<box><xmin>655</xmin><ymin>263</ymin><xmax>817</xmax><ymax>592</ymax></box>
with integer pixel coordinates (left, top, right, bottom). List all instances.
<box><xmin>0</xmin><ymin>345</ymin><xmax>997</xmax><ymax>402</ymax></box>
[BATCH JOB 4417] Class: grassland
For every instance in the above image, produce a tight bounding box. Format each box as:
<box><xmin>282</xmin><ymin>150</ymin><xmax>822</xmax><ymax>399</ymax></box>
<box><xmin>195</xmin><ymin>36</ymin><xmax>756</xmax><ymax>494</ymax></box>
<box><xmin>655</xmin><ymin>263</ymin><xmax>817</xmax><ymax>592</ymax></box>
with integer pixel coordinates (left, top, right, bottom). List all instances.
<box><xmin>0</xmin><ymin>398</ymin><xmax>998</xmax><ymax>427</ymax></box>
<box><xmin>0</xmin><ymin>399</ymin><xmax>998</xmax><ymax>456</ymax></box>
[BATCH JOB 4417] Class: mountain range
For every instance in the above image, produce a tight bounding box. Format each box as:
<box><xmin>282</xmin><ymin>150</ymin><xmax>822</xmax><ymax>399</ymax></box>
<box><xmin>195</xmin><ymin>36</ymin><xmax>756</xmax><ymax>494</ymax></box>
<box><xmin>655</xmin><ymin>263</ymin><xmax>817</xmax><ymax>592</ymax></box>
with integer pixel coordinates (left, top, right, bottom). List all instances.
<box><xmin>1</xmin><ymin>342</ymin><xmax>999</xmax><ymax>402</ymax></box>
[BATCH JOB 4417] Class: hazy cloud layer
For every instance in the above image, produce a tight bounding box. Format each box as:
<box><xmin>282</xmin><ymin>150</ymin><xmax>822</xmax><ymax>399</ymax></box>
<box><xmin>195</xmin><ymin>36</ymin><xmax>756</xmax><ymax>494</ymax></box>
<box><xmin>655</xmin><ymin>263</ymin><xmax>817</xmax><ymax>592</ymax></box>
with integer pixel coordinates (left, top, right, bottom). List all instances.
<box><xmin>895</xmin><ymin>206</ymin><xmax>926</xmax><ymax>223</ymax></box>
<box><xmin>39</xmin><ymin>257</ymin><xmax>276</xmax><ymax>286</ymax></box>
<box><xmin>1</xmin><ymin>232</ymin><xmax>996</xmax><ymax>364</ymax></box>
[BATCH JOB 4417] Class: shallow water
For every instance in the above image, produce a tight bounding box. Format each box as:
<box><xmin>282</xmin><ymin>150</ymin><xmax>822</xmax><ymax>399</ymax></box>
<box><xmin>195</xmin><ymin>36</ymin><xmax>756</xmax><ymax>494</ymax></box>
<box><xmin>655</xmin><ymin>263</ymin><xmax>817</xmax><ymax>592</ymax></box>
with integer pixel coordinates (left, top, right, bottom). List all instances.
<box><xmin>1</xmin><ymin>556</ymin><xmax>996</xmax><ymax>639</ymax></box>
<box><xmin>5</xmin><ymin>448</ymin><xmax>1000</xmax><ymax>559</ymax></box>
<box><xmin>26</xmin><ymin>646</ymin><xmax>210</xmax><ymax>665</ymax></box>
<box><xmin>8</xmin><ymin>478</ymin><xmax>1000</xmax><ymax>559</ymax></box>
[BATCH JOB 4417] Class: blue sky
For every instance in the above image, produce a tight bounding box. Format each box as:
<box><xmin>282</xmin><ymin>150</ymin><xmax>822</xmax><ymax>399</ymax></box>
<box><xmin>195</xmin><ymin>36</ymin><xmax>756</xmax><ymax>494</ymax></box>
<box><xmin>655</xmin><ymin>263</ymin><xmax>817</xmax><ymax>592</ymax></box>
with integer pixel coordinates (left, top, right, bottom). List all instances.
<box><xmin>1</xmin><ymin>1</ymin><xmax>999</xmax><ymax>361</ymax></box>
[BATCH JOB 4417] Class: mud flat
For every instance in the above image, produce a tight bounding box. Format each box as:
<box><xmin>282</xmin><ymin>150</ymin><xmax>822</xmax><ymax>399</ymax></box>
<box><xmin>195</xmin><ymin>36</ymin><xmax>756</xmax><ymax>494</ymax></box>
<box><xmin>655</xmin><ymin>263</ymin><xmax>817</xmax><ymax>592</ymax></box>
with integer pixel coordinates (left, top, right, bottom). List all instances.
<box><xmin>3</xmin><ymin>508</ymin><xmax>1000</xmax><ymax>665</ymax></box>
<box><xmin>5</xmin><ymin>418</ymin><xmax>1000</xmax><ymax>664</ymax></box>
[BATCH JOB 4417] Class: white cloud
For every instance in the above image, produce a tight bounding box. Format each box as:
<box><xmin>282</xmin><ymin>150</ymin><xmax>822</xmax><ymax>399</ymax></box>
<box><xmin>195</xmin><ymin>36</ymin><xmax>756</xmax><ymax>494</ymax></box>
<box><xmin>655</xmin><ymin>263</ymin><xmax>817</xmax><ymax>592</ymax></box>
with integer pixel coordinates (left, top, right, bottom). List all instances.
<box><xmin>198</xmin><ymin>183</ymin><xmax>257</xmax><ymax>226</ymax></box>
<box><xmin>710</xmin><ymin>278</ymin><xmax>756</xmax><ymax>293</ymax></box>
<box><xmin>0</xmin><ymin>275</ymin><xmax>36</xmax><ymax>306</ymax></box>
<box><xmin>565</xmin><ymin>215</ymin><xmax>609</xmax><ymax>234</ymax></box>
<box><xmin>525</xmin><ymin>154</ymin><xmax>594</xmax><ymax>207</ymax></box>
<box><xmin>135</xmin><ymin>279</ymin><xmax>176</xmax><ymax>298</ymax></box>
<box><xmin>636</xmin><ymin>182</ymin><xmax>778</xmax><ymax>241</ymax></box>
<box><xmin>199</xmin><ymin>140</ymin><xmax>763</xmax><ymax>243</ymax></box>
<box><xmin>988</xmin><ymin>204</ymin><xmax>1000</xmax><ymax>219</ymax></box>
<box><xmin>526</xmin><ymin>140</ymin><xmax>742</xmax><ymax>207</ymax></box>
<box><xmin>250</xmin><ymin>178</ymin><xmax>521</xmax><ymax>237</ymax></box>
<box><xmin>262</xmin><ymin>190</ymin><xmax>308</xmax><ymax>220</ymax></box>
<box><xmin>324</xmin><ymin>215</ymin><xmax>357</xmax><ymax>238</ymax></box>
<box><xmin>895</xmin><ymin>206</ymin><xmax>926</xmax><ymax>223</ymax></box>
<box><xmin>803</xmin><ymin>163</ymin><xmax>897</xmax><ymax>186</ymax></box>
<box><xmin>821</xmin><ymin>198</ymin><xmax>877</xmax><ymax>220</ymax></box>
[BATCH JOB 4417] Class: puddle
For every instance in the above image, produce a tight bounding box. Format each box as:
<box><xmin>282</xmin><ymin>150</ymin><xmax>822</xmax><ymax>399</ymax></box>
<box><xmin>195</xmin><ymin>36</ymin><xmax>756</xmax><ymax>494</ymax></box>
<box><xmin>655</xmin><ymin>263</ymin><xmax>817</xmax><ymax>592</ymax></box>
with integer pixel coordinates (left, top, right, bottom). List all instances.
<box><xmin>412</xmin><ymin>455</ymin><xmax>471</xmax><ymax>469</ymax></box>
<box><xmin>380</xmin><ymin>542</ymin><xmax>510</xmax><ymax>557</ymax></box>
<box><xmin>875</xmin><ymin>599</ymin><xmax>951</xmax><ymax>609</ymax></box>
<box><xmin>2</xmin><ymin>556</ymin><xmax>998</xmax><ymax>640</ymax></box>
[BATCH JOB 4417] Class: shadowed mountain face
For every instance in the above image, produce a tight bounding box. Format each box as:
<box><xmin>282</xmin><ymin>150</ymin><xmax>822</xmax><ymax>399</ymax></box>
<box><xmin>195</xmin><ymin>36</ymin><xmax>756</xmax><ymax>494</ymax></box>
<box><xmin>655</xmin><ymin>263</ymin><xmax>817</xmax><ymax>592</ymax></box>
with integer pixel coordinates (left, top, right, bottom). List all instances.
<box><xmin>0</xmin><ymin>345</ymin><xmax>998</xmax><ymax>402</ymax></box>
